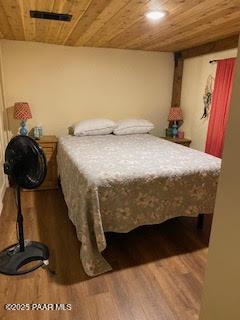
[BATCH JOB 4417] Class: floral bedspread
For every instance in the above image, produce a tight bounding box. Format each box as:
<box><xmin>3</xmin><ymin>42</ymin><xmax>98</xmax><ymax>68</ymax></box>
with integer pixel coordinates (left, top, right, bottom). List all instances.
<box><xmin>57</xmin><ymin>134</ymin><xmax>221</xmax><ymax>276</ymax></box>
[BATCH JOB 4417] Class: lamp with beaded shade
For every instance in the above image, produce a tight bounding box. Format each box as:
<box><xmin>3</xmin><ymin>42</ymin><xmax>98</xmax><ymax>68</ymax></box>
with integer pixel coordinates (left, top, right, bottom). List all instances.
<box><xmin>14</xmin><ymin>102</ymin><xmax>32</xmax><ymax>136</ymax></box>
<box><xmin>168</xmin><ymin>107</ymin><xmax>183</xmax><ymax>138</ymax></box>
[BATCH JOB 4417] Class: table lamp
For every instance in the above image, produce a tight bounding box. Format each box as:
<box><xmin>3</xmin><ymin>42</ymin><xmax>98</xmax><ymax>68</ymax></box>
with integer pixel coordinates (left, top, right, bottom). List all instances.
<box><xmin>168</xmin><ymin>107</ymin><xmax>183</xmax><ymax>138</ymax></box>
<box><xmin>14</xmin><ymin>102</ymin><xmax>32</xmax><ymax>136</ymax></box>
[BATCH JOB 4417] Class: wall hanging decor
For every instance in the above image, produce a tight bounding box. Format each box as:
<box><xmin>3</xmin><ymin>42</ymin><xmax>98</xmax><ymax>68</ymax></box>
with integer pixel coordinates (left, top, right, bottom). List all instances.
<box><xmin>201</xmin><ymin>75</ymin><xmax>214</xmax><ymax>119</ymax></box>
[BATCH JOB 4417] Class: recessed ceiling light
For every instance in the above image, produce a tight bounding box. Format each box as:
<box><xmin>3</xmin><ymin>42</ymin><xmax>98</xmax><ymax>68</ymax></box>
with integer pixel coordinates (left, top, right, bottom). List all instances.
<box><xmin>145</xmin><ymin>10</ymin><xmax>167</xmax><ymax>21</ymax></box>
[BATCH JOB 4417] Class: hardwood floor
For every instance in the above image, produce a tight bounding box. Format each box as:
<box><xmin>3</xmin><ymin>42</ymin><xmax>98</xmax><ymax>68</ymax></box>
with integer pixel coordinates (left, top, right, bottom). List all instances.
<box><xmin>0</xmin><ymin>188</ymin><xmax>212</xmax><ymax>320</ymax></box>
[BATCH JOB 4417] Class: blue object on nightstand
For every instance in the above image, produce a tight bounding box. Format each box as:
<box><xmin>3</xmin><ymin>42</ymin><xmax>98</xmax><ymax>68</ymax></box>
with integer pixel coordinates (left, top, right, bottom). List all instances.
<box><xmin>19</xmin><ymin>120</ymin><xmax>28</xmax><ymax>136</ymax></box>
<box><xmin>172</xmin><ymin>121</ymin><xmax>178</xmax><ymax>138</ymax></box>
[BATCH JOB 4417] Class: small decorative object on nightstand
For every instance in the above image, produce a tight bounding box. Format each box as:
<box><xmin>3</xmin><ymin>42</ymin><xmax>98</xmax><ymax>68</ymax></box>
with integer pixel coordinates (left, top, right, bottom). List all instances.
<box><xmin>162</xmin><ymin>136</ymin><xmax>192</xmax><ymax>147</ymax></box>
<box><xmin>36</xmin><ymin>136</ymin><xmax>58</xmax><ymax>190</ymax></box>
<box><xmin>33</xmin><ymin>125</ymin><xmax>43</xmax><ymax>140</ymax></box>
<box><xmin>177</xmin><ymin>131</ymin><xmax>185</xmax><ymax>139</ymax></box>
<box><xmin>14</xmin><ymin>102</ymin><xmax>32</xmax><ymax>136</ymax></box>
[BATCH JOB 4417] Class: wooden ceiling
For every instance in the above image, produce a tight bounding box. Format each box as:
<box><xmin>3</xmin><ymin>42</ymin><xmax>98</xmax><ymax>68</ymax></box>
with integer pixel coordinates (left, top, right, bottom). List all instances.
<box><xmin>0</xmin><ymin>0</ymin><xmax>239</xmax><ymax>52</ymax></box>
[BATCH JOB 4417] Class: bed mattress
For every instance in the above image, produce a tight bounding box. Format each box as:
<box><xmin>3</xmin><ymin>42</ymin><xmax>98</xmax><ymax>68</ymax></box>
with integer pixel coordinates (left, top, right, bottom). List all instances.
<box><xmin>57</xmin><ymin>134</ymin><xmax>221</xmax><ymax>276</ymax></box>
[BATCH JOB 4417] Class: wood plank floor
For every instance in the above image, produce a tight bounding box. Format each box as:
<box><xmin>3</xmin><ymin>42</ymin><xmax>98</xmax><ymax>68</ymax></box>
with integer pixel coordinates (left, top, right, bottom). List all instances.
<box><xmin>0</xmin><ymin>188</ymin><xmax>212</xmax><ymax>320</ymax></box>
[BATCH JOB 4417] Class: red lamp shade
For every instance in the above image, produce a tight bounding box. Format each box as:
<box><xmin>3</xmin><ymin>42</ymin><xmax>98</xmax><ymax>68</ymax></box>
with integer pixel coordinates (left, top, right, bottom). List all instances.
<box><xmin>168</xmin><ymin>107</ymin><xmax>183</xmax><ymax>121</ymax></box>
<box><xmin>14</xmin><ymin>102</ymin><xmax>32</xmax><ymax>120</ymax></box>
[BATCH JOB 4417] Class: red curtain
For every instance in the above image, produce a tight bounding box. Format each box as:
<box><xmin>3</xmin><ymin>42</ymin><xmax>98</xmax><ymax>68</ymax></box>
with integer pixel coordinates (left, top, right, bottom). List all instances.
<box><xmin>205</xmin><ymin>58</ymin><xmax>236</xmax><ymax>158</ymax></box>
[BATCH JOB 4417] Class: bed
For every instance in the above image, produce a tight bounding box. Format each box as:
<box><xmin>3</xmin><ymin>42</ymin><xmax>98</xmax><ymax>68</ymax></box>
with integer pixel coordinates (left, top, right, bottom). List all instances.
<box><xmin>57</xmin><ymin>134</ymin><xmax>221</xmax><ymax>276</ymax></box>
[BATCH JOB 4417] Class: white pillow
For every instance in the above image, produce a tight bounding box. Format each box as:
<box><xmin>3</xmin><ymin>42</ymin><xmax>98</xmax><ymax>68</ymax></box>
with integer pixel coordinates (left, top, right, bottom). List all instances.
<box><xmin>73</xmin><ymin>118</ymin><xmax>116</xmax><ymax>136</ymax></box>
<box><xmin>113</xmin><ymin>119</ymin><xmax>154</xmax><ymax>135</ymax></box>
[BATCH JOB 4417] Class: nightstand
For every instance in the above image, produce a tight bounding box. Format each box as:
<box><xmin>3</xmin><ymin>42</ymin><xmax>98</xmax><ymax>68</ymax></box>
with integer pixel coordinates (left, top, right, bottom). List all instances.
<box><xmin>162</xmin><ymin>137</ymin><xmax>192</xmax><ymax>147</ymax></box>
<box><xmin>36</xmin><ymin>135</ymin><xmax>58</xmax><ymax>190</ymax></box>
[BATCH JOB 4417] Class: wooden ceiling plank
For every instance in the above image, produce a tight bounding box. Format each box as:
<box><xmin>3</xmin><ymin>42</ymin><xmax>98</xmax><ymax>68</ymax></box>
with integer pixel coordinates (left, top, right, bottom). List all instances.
<box><xmin>104</xmin><ymin>0</ymin><xmax>204</xmax><ymax>50</ymax></box>
<box><xmin>149</xmin><ymin>34</ymin><xmax>239</xmax><ymax>52</ymax></box>
<box><xmin>0</xmin><ymin>1</ymin><xmax>15</xmax><ymax>40</ymax></box>
<box><xmin>54</xmin><ymin>0</ymin><xmax>93</xmax><ymax>45</ymax></box>
<box><xmin>0</xmin><ymin>0</ymin><xmax>25</xmax><ymax>40</ymax></box>
<box><xmin>75</xmin><ymin>0</ymin><xmax>131</xmax><ymax>47</ymax></box>
<box><xmin>154</xmin><ymin>27</ymin><xmax>240</xmax><ymax>52</ymax></box>
<box><xmin>45</xmin><ymin>0</ymin><xmax>73</xmax><ymax>44</ymax></box>
<box><xmin>149</xmin><ymin>15</ymin><xmax>240</xmax><ymax>52</ymax></box>
<box><xmin>64</xmin><ymin>0</ymin><xmax>111</xmax><ymax>46</ymax></box>
<box><xmin>134</xmin><ymin>0</ymin><xmax>237</xmax><ymax>50</ymax></box>
<box><xmin>20</xmin><ymin>0</ymin><xmax>37</xmax><ymax>41</ymax></box>
<box><xmin>174</xmin><ymin>28</ymin><xmax>240</xmax><ymax>52</ymax></box>
<box><xmin>83</xmin><ymin>0</ymin><xmax>155</xmax><ymax>48</ymax></box>
<box><xmin>34</xmin><ymin>0</ymin><xmax>55</xmax><ymax>42</ymax></box>
<box><xmin>150</xmin><ymin>29</ymin><xmax>239</xmax><ymax>52</ymax></box>
<box><xmin>110</xmin><ymin>0</ymin><xmax>230</xmax><ymax>50</ymax></box>
<box><xmin>144</xmin><ymin>5</ymin><xmax>240</xmax><ymax>51</ymax></box>
<box><xmin>53</xmin><ymin>0</ymin><xmax>94</xmax><ymax>45</ymax></box>
<box><xmin>181</xmin><ymin>35</ymin><xmax>239</xmax><ymax>59</ymax></box>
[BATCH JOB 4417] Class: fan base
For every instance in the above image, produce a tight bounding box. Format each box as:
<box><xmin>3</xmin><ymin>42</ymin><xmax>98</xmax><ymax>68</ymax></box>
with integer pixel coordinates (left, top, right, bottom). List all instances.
<box><xmin>0</xmin><ymin>240</ymin><xmax>49</xmax><ymax>275</ymax></box>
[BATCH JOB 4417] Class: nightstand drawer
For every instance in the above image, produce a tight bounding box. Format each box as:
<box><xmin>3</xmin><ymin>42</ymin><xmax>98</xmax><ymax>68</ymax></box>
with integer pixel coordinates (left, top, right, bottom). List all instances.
<box><xmin>39</xmin><ymin>142</ymin><xmax>56</xmax><ymax>150</ymax></box>
<box><xmin>161</xmin><ymin>137</ymin><xmax>192</xmax><ymax>147</ymax></box>
<box><xmin>36</xmin><ymin>136</ymin><xmax>58</xmax><ymax>190</ymax></box>
<box><xmin>44</xmin><ymin>149</ymin><xmax>55</xmax><ymax>162</ymax></box>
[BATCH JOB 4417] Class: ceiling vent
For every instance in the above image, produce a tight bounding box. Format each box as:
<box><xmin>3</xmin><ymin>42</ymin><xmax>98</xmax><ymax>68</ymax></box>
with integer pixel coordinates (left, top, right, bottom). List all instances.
<box><xmin>30</xmin><ymin>11</ymin><xmax>72</xmax><ymax>22</ymax></box>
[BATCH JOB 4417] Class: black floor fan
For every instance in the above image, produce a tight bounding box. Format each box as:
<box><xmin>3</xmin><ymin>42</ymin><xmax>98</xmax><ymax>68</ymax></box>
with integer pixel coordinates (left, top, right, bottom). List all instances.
<box><xmin>0</xmin><ymin>135</ymin><xmax>49</xmax><ymax>275</ymax></box>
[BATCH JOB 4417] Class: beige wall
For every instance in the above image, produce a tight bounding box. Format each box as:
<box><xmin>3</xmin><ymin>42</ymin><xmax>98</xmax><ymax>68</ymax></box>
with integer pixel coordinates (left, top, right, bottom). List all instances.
<box><xmin>200</xmin><ymin>38</ymin><xmax>240</xmax><ymax>320</ymax></box>
<box><xmin>181</xmin><ymin>48</ymin><xmax>237</xmax><ymax>151</ymax></box>
<box><xmin>0</xmin><ymin>40</ymin><xmax>174</xmax><ymax>137</ymax></box>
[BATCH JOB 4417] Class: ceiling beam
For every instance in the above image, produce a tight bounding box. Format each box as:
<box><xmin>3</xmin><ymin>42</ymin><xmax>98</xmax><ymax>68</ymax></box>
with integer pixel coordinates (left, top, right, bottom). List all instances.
<box><xmin>181</xmin><ymin>35</ymin><xmax>239</xmax><ymax>59</ymax></box>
